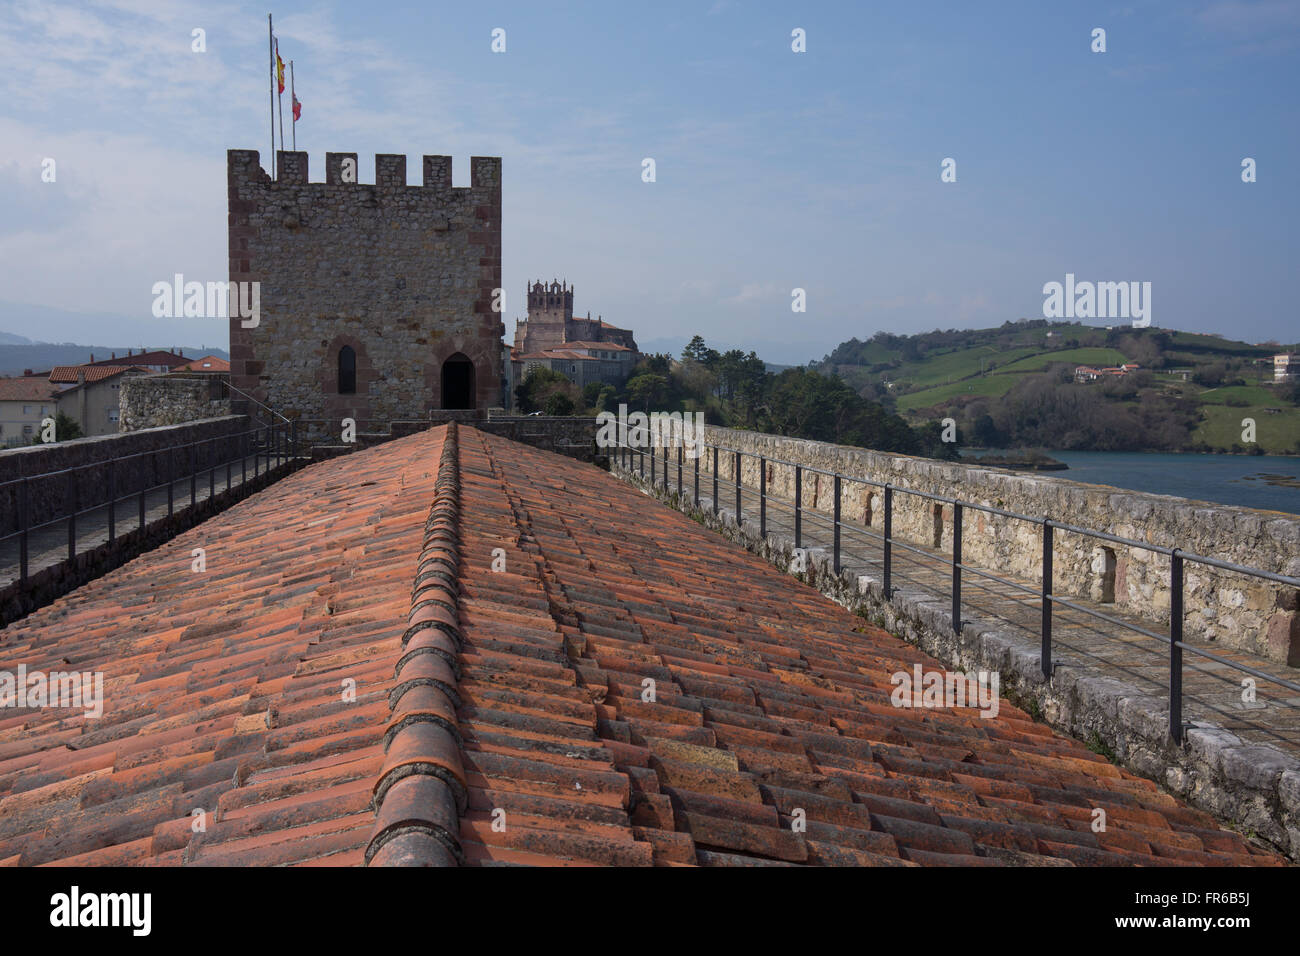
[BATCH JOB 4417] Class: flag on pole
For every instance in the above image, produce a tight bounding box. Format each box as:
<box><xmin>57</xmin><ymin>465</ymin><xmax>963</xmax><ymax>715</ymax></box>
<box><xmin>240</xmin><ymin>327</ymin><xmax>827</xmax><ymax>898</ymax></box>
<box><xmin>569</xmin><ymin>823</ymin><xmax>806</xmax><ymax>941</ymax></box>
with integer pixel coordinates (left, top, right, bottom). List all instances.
<box><xmin>292</xmin><ymin>94</ymin><xmax>302</xmax><ymax>121</ymax></box>
<box><xmin>276</xmin><ymin>42</ymin><xmax>285</xmax><ymax>94</ymax></box>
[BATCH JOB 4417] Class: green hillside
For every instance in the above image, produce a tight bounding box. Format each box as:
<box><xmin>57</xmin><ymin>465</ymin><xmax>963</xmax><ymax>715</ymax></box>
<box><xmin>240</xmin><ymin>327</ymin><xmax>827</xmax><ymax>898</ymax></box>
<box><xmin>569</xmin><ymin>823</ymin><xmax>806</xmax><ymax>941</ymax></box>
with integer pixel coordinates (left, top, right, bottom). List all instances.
<box><xmin>819</xmin><ymin>321</ymin><xmax>1300</xmax><ymax>454</ymax></box>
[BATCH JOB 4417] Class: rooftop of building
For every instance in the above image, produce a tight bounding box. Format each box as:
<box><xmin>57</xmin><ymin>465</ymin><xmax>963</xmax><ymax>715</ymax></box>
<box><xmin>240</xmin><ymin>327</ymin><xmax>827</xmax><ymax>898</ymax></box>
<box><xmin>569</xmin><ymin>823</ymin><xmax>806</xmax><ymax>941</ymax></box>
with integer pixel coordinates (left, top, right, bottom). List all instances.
<box><xmin>47</xmin><ymin>365</ymin><xmax>148</xmax><ymax>385</ymax></box>
<box><xmin>517</xmin><ymin>350</ymin><xmax>604</xmax><ymax>362</ymax></box>
<box><xmin>175</xmin><ymin>356</ymin><xmax>231</xmax><ymax>373</ymax></box>
<box><xmin>0</xmin><ymin>377</ymin><xmax>62</xmax><ymax>402</ymax></box>
<box><xmin>0</xmin><ymin>425</ymin><xmax>1281</xmax><ymax>867</ymax></box>
<box><xmin>89</xmin><ymin>350</ymin><xmax>191</xmax><ymax>368</ymax></box>
<box><xmin>563</xmin><ymin>341</ymin><xmax>631</xmax><ymax>352</ymax></box>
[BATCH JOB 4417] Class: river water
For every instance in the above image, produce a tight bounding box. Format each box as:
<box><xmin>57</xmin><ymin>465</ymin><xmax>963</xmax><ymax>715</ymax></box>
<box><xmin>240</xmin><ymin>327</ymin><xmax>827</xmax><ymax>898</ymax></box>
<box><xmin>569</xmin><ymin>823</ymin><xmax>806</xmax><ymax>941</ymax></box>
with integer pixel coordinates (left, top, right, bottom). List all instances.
<box><xmin>986</xmin><ymin>450</ymin><xmax>1300</xmax><ymax>516</ymax></box>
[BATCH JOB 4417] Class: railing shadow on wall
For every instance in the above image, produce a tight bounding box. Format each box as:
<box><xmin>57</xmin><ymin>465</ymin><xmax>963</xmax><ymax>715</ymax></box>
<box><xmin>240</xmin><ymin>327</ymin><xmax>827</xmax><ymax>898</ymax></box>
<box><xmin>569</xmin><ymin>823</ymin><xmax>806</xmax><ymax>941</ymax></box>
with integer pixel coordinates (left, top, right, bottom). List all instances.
<box><xmin>613</xmin><ymin>431</ymin><xmax>1300</xmax><ymax>747</ymax></box>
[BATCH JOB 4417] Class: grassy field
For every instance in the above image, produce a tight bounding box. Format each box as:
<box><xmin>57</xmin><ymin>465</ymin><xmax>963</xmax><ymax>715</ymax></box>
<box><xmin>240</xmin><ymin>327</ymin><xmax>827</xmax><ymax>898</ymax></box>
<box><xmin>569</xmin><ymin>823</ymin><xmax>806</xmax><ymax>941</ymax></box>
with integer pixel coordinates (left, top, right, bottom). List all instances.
<box><xmin>991</xmin><ymin>347</ymin><xmax>1129</xmax><ymax>374</ymax></box>
<box><xmin>1194</xmin><ymin>404</ymin><xmax>1300</xmax><ymax>453</ymax></box>
<box><xmin>895</xmin><ymin>373</ymin><xmax>1021</xmax><ymax>411</ymax></box>
<box><xmin>1197</xmin><ymin>385</ymin><xmax>1280</xmax><ymax>406</ymax></box>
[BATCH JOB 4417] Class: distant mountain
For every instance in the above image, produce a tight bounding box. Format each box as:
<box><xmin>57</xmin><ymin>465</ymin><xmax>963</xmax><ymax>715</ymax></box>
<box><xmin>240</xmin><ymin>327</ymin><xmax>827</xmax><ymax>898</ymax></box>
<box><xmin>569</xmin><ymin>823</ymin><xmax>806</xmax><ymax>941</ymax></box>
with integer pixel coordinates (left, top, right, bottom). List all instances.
<box><xmin>0</xmin><ymin>299</ymin><xmax>228</xmax><ymax>352</ymax></box>
<box><xmin>0</xmin><ymin>344</ymin><xmax>230</xmax><ymax>377</ymax></box>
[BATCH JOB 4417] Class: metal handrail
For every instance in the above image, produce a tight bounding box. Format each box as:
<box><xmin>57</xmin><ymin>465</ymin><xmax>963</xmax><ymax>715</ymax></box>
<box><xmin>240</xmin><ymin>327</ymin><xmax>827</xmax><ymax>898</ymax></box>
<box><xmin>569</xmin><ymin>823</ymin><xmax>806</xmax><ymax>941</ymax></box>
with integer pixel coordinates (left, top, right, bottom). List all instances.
<box><xmin>226</xmin><ymin>380</ymin><xmax>291</xmax><ymax>425</ymax></box>
<box><xmin>613</xmin><ymin>434</ymin><xmax>1300</xmax><ymax>743</ymax></box>
<box><xmin>1</xmin><ymin>422</ymin><xmax>298</xmax><ymax>589</ymax></box>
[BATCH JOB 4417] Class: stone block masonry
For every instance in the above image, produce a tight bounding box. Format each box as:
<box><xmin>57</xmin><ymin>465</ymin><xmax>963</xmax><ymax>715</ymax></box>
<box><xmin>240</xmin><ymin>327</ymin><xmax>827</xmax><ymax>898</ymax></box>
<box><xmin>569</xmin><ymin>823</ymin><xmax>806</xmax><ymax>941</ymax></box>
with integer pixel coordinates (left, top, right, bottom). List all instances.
<box><xmin>691</xmin><ymin>425</ymin><xmax>1300</xmax><ymax>666</ymax></box>
<box><xmin>120</xmin><ymin>375</ymin><xmax>229</xmax><ymax>431</ymax></box>
<box><xmin>227</xmin><ymin>149</ymin><xmax>504</xmax><ymax>430</ymax></box>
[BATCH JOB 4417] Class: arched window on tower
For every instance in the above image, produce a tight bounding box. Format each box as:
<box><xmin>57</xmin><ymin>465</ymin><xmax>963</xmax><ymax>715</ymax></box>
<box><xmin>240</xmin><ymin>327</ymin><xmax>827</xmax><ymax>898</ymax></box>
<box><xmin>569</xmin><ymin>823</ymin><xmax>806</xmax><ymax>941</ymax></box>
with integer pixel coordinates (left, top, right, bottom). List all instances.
<box><xmin>338</xmin><ymin>346</ymin><xmax>357</xmax><ymax>394</ymax></box>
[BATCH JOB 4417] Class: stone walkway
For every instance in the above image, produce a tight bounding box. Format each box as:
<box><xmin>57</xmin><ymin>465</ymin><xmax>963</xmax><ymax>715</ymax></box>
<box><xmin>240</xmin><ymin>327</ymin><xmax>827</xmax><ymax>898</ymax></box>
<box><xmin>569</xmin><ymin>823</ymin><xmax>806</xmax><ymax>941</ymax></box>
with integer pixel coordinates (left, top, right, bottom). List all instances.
<box><xmin>0</xmin><ymin>451</ymin><xmax>288</xmax><ymax>589</ymax></box>
<box><xmin>629</xmin><ymin>456</ymin><xmax>1300</xmax><ymax>761</ymax></box>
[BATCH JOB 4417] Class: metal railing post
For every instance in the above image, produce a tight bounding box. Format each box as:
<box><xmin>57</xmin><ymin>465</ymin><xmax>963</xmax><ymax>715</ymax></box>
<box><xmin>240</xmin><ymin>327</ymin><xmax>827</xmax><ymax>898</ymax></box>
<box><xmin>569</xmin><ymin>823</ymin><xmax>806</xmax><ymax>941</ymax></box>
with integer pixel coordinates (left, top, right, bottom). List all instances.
<box><xmin>19</xmin><ymin>477</ymin><xmax>29</xmax><ymax>585</ymax></box>
<box><xmin>833</xmin><ymin>475</ymin><xmax>841</xmax><ymax>574</ymax></box>
<box><xmin>677</xmin><ymin>443</ymin><xmax>682</xmax><ymax>496</ymax></box>
<box><xmin>693</xmin><ymin>445</ymin><xmax>700</xmax><ymax>508</ymax></box>
<box><xmin>883</xmin><ymin>483</ymin><xmax>892</xmax><ymax>598</ymax></box>
<box><xmin>712</xmin><ymin>446</ymin><xmax>719</xmax><ymax>514</ymax></box>
<box><xmin>794</xmin><ymin>465</ymin><xmax>802</xmax><ymax>549</ymax></box>
<box><xmin>108</xmin><ymin>457</ymin><xmax>116</xmax><ymax>543</ymax></box>
<box><xmin>951</xmin><ymin>503</ymin><xmax>962</xmax><ymax>634</ymax></box>
<box><xmin>1042</xmin><ymin>520</ymin><xmax>1053</xmax><ymax>678</ymax></box>
<box><xmin>759</xmin><ymin>457</ymin><xmax>767</xmax><ymax>538</ymax></box>
<box><xmin>1170</xmin><ymin>549</ymin><xmax>1184</xmax><ymax>743</ymax></box>
<box><xmin>734</xmin><ymin>451</ymin><xmax>741</xmax><ymax>519</ymax></box>
<box><xmin>68</xmin><ymin>470</ymin><xmax>77</xmax><ymax>562</ymax></box>
<box><xmin>651</xmin><ymin>437</ymin><xmax>656</xmax><ymax>485</ymax></box>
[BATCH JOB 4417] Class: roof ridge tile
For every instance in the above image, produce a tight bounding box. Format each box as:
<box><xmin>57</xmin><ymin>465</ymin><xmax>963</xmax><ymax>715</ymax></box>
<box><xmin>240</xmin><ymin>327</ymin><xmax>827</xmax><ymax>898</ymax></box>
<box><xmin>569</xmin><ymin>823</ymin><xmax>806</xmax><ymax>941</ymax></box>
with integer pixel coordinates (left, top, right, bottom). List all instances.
<box><xmin>365</xmin><ymin>422</ymin><xmax>469</xmax><ymax>868</ymax></box>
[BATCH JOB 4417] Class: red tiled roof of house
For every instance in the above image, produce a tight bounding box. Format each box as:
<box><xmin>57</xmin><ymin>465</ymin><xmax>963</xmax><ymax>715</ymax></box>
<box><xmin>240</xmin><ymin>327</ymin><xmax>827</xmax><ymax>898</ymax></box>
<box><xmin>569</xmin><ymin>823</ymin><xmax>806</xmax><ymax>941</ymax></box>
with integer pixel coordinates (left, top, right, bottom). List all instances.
<box><xmin>0</xmin><ymin>425</ymin><xmax>1283</xmax><ymax>866</ymax></box>
<box><xmin>89</xmin><ymin>351</ymin><xmax>189</xmax><ymax>368</ymax></box>
<box><xmin>518</xmin><ymin>350</ymin><xmax>600</xmax><ymax>361</ymax></box>
<box><xmin>47</xmin><ymin>365</ymin><xmax>147</xmax><ymax>384</ymax></box>
<box><xmin>0</xmin><ymin>377</ymin><xmax>60</xmax><ymax>401</ymax></box>
<box><xmin>564</xmin><ymin>341</ymin><xmax>631</xmax><ymax>351</ymax></box>
<box><xmin>176</xmin><ymin>355</ymin><xmax>230</xmax><ymax>372</ymax></box>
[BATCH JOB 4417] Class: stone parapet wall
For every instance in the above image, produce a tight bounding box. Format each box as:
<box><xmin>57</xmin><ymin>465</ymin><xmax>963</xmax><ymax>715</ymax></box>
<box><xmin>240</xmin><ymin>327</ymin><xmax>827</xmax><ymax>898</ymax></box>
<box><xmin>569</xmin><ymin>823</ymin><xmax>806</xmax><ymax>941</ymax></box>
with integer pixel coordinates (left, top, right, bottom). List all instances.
<box><xmin>0</xmin><ymin>416</ymin><xmax>250</xmax><ymax>536</ymax></box>
<box><xmin>685</xmin><ymin>425</ymin><xmax>1299</xmax><ymax>664</ymax></box>
<box><xmin>120</xmin><ymin>375</ymin><xmax>229</xmax><ymax>431</ymax></box>
<box><xmin>617</xmin><ymin>460</ymin><xmax>1300</xmax><ymax>861</ymax></box>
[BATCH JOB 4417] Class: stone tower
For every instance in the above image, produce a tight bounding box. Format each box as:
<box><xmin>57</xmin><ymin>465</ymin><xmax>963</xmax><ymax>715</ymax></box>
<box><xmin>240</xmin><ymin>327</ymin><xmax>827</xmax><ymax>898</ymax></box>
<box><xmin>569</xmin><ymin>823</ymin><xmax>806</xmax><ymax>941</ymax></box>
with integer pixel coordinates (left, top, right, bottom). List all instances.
<box><xmin>227</xmin><ymin>149</ymin><xmax>504</xmax><ymax>429</ymax></box>
<box><xmin>514</xmin><ymin>280</ymin><xmax>573</xmax><ymax>354</ymax></box>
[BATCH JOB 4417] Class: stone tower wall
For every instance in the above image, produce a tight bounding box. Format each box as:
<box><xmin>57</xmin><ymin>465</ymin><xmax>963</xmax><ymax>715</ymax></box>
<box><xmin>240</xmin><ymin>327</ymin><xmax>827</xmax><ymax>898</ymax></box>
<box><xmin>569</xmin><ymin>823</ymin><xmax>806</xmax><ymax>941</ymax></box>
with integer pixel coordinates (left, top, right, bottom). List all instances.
<box><xmin>227</xmin><ymin>149</ymin><xmax>503</xmax><ymax>428</ymax></box>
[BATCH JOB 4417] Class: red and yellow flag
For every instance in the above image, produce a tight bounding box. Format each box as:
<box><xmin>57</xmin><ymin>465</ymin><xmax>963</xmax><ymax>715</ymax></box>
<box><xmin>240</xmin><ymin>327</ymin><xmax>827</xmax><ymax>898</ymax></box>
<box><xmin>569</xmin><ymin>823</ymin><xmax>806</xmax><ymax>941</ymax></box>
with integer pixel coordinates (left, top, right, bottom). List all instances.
<box><xmin>276</xmin><ymin>43</ymin><xmax>285</xmax><ymax>94</ymax></box>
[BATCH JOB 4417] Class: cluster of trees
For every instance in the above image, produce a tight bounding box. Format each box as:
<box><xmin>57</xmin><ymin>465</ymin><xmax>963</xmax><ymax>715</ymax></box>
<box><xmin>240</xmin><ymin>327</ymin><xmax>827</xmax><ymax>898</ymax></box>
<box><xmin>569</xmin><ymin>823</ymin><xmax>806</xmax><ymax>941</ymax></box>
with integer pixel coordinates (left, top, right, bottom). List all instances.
<box><xmin>951</xmin><ymin>368</ymin><xmax>1200</xmax><ymax>451</ymax></box>
<box><xmin>515</xmin><ymin>336</ymin><xmax>955</xmax><ymax>458</ymax></box>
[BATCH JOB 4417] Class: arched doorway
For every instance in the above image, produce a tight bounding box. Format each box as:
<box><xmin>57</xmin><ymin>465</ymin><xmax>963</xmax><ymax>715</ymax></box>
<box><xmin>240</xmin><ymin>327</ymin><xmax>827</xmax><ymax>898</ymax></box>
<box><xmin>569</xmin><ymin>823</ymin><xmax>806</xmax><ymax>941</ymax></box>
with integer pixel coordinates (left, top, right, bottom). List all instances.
<box><xmin>441</xmin><ymin>353</ymin><xmax>475</xmax><ymax>409</ymax></box>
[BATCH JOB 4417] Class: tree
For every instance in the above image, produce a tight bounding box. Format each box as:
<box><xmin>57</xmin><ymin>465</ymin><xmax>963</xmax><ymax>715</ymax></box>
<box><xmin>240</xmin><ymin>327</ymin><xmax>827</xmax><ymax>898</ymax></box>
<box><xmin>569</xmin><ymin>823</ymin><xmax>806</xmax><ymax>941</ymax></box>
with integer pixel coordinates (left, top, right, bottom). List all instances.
<box><xmin>28</xmin><ymin>410</ymin><xmax>82</xmax><ymax>444</ymax></box>
<box><xmin>543</xmin><ymin>391</ymin><xmax>575</xmax><ymax>416</ymax></box>
<box><xmin>626</xmin><ymin>372</ymin><xmax>669</xmax><ymax>410</ymax></box>
<box><xmin>515</xmin><ymin>367</ymin><xmax>577</xmax><ymax>414</ymax></box>
<box><xmin>682</xmin><ymin>335</ymin><xmax>720</xmax><ymax>368</ymax></box>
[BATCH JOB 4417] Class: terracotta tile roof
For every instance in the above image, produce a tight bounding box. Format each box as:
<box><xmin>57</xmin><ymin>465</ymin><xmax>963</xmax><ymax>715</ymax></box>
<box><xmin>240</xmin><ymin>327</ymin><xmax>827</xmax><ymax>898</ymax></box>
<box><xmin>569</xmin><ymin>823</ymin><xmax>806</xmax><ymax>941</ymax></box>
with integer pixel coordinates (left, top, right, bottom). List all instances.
<box><xmin>0</xmin><ymin>377</ymin><xmax>60</xmax><ymax>402</ymax></box>
<box><xmin>445</xmin><ymin>429</ymin><xmax>1280</xmax><ymax>867</ymax></box>
<box><xmin>89</xmin><ymin>351</ymin><xmax>189</xmax><ymax>368</ymax></box>
<box><xmin>563</xmin><ymin>341</ymin><xmax>631</xmax><ymax>351</ymax></box>
<box><xmin>47</xmin><ymin>365</ymin><xmax>147</xmax><ymax>384</ymax></box>
<box><xmin>176</xmin><ymin>356</ymin><xmax>231</xmax><ymax>372</ymax></box>
<box><xmin>0</xmin><ymin>423</ymin><xmax>1283</xmax><ymax>866</ymax></box>
<box><xmin>0</xmin><ymin>429</ymin><xmax>451</xmax><ymax>866</ymax></box>
<box><xmin>518</xmin><ymin>350</ymin><xmax>600</xmax><ymax>361</ymax></box>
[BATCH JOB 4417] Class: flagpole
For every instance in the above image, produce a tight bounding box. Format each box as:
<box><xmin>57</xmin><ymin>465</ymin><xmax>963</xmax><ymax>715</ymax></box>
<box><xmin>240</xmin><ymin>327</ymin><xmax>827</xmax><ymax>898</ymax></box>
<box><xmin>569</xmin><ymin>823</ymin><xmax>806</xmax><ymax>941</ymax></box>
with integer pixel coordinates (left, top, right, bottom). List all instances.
<box><xmin>268</xmin><ymin>14</ymin><xmax>276</xmax><ymax>179</ymax></box>
<box><xmin>276</xmin><ymin>38</ymin><xmax>285</xmax><ymax>166</ymax></box>
<box><xmin>290</xmin><ymin>60</ymin><xmax>296</xmax><ymax>151</ymax></box>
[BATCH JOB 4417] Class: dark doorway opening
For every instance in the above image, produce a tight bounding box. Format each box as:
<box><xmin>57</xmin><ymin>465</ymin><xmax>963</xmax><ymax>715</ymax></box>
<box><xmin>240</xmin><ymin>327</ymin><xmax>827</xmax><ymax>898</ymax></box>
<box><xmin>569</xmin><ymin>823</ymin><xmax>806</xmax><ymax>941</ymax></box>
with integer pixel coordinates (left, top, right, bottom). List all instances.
<box><xmin>338</xmin><ymin>346</ymin><xmax>356</xmax><ymax>394</ymax></box>
<box><xmin>441</xmin><ymin>353</ymin><xmax>475</xmax><ymax>409</ymax></box>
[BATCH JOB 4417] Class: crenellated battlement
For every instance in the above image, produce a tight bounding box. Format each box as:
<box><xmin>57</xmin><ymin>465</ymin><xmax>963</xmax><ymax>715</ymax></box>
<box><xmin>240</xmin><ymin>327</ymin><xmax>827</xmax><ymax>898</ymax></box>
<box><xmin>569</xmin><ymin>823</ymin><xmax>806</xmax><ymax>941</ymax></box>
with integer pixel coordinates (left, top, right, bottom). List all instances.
<box><xmin>226</xmin><ymin>149</ymin><xmax>502</xmax><ymax>190</ymax></box>
<box><xmin>527</xmin><ymin>279</ymin><xmax>573</xmax><ymax>315</ymax></box>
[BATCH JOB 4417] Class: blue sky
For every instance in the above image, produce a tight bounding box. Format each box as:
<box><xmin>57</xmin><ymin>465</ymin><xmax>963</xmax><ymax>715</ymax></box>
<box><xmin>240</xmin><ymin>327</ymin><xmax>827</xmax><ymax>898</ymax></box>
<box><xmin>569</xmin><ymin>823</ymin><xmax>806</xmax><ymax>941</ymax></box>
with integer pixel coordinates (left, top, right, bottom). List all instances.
<box><xmin>1</xmin><ymin>0</ymin><xmax>1296</xmax><ymax>363</ymax></box>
